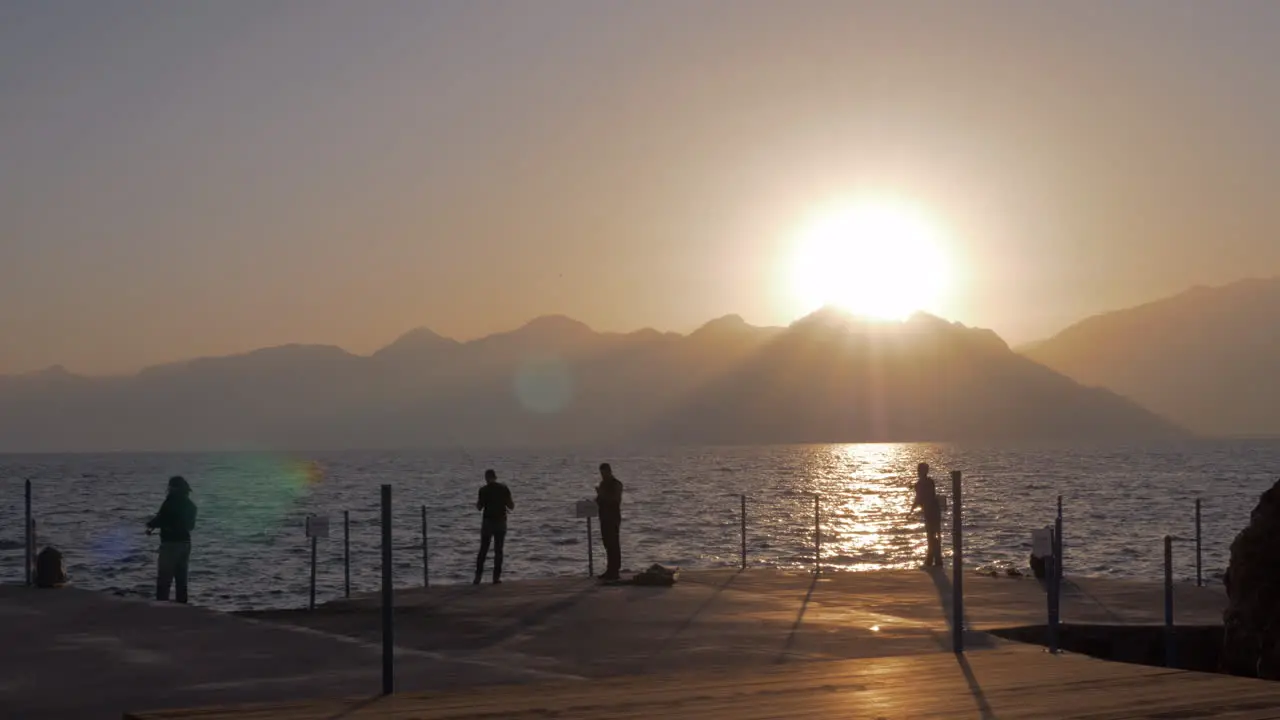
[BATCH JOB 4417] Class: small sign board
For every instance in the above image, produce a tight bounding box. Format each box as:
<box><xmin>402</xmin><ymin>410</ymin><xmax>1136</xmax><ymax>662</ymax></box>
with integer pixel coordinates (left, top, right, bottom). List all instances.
<box><xmin>1031</xmin><ymin>526</ymin><xmax>1053</xmax><ymax>558</ymax></box>
<box><xmin>305</xmin><ymin>514</ymin><xmax>330</xmax><ymax>539</ymax></box>
<box><xmin>575</xmin><ymin>499</ymin><xmax>598</xmax><ymax>519</ymax></box>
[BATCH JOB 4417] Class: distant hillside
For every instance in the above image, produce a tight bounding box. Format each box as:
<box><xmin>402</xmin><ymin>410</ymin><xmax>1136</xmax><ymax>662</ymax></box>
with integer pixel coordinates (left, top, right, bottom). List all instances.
<box><xmin>1023</xmin><ymin>277</ymin><xmax>1280</xmax><ymax>436</ymax></box>
<box><xmin>0</xmin><ymin>310</ymin><xmax>1184</xmax><ymax>451</ymax></box>
<box><xmin>650</xmin><ymin>309</ymin><xmax>1184</xmax><ymax>445</ymax></box>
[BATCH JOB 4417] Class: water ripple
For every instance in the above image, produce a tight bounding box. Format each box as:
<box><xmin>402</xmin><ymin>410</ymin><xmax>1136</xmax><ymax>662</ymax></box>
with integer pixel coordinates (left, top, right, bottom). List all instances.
<box><xmin>1</xmin><ymin>439</ymin><xmax>1275</xmax><ymax>610</ymax></box>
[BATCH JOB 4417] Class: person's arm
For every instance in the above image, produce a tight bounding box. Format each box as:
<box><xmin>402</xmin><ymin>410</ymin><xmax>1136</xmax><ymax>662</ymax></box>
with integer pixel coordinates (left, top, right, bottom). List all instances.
<box><xmin>188</xmin><ymin>504</ymin><xmax>198</xmax><ymax>531</ymax></box>
<box><xmin>476</xmin><ymin>489</ymin><xmax>484</xmax><ymax>512</ymax></box>
<box><xmin>147</xmin><ymin>497</ymin><xmax>173</xmax><ymax>530</ymax></box>
<box><xmin>505</xmin><ymin>487</ymin><xmax>515</xmax><ymax>511</ymax></box>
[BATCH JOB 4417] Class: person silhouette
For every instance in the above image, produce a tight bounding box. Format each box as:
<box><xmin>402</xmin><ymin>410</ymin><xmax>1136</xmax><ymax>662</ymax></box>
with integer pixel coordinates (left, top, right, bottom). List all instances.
<box><xmin>596</xmin><ymin>463</ymin><xmax>624</xmax><ymax>581</ymax></box>
<box><xmin>474</xmin><ymin>469</ymin><xmax>514</xmax><ymax>585</ymax></box>
<box><xmin>146</xmin><ymin>475</ymin><xmax>198</xmax><ymax>603</ymax></box>
<box><xmin>911</xmin><ymin>463</ymin><xmax>943</xmax><ymax>567</ymax></box>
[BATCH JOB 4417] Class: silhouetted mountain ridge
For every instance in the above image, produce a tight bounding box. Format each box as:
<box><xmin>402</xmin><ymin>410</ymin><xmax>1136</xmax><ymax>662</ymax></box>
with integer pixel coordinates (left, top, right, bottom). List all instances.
<box><xmin>650</xmin><ymin>308</ymin><xmax>1180</xmax><ymax>444</ymax></box>
<box><xmin>372</xmin><ymin>328</ymin><xmax>460</xmax><ymax>363</ymax></box>
<box><xmin>1023</xmin><ymin>277</ymin><xmax>1280</xmax><ymax>436</ymax></box>
<box><xmin>0</xmin><ymin>310</ymin><xmax>1184</xmax><ymax>451</ymax></box>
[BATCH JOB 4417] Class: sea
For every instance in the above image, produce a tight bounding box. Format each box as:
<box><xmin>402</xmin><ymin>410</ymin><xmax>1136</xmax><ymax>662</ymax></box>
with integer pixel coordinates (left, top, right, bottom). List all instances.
<box><xmin>2</xmin><ymin>441</ymin><xmax>1277</xmax><ymax>611</ymax></box>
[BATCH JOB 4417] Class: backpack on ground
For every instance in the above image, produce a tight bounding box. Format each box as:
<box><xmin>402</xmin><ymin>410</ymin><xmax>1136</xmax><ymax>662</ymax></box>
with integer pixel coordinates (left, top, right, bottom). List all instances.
<box><xmin>35</xmin><ymin>546</ymin><xmax>68</xmax><ymax>588</ymax></box>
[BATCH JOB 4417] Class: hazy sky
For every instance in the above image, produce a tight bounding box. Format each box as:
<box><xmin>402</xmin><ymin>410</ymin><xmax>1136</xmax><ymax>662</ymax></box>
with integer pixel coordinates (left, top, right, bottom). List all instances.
<box><xmin>4</xmin><ymin>1</ymin><xmax>1280</xmax><ymax>375</ymax></box>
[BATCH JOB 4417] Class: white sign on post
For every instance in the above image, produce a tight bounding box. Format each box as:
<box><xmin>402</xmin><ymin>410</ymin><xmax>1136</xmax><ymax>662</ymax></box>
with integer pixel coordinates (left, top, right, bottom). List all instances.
<box><xmin>306</xmin><ymin>515</ymin><xmax>330</xmax><ymax>539</ymax></box>
<box><xmin>1031</xmin><ymin>526</ymin><xmax>1053</xmax><ymax>558</ymax></box>
<box><xmin>575</xmin><ymin>499</ymin><xmax>598</xmax><ymax>519</ymax></box>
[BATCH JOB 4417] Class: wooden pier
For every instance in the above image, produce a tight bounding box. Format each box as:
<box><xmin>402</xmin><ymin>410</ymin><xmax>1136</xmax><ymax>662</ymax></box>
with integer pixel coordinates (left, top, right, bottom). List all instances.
<box><xmin>2</xmin><ymin>568</ymin><xmax>1267</xmax><ymax>719</ymax></box>
<box><xmin>125</xmin><ymin>644</ymin><xmax>1280</xmax><ymax>719</ymax></box>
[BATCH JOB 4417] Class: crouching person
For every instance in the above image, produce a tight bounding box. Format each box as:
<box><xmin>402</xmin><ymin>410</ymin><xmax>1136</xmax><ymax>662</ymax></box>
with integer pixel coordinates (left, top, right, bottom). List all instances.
<box><xmin>35</xmin><ymin>546</ymin><xmax>68</xmax><ymax>588</ymax></box>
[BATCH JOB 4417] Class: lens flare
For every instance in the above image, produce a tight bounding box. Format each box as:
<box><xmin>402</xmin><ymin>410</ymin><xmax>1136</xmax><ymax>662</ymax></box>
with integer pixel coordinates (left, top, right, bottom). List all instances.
<box><xmin>90</xmin><ymin>525</ymin><xmax>141</xmax><ymax>566</ymax></box>
<box><xmin>513</xmin><ymin>355</ymin><xmax>575</xmax><ymax>414</ymax></box>
<box><xmin>301</xmin><ymin>460</ymin><xmax>324</xmax><ymax>485</ymax></box>
<box><xmin>197</xmin><ymin>454</ymin><xmax>323</xmax><ymax>541</ymax></box>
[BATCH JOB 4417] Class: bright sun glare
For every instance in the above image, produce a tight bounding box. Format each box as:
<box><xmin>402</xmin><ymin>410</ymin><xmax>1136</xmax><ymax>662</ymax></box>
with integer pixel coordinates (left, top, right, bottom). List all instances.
<box><xmin>790</xmin><ymin>199</ymin><xmax>951</xmax><ymax>321</ymax></box>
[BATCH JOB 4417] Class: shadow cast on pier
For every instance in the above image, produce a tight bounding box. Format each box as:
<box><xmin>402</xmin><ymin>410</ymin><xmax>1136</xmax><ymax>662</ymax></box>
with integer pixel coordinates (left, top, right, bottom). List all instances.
<box><xmin>470</xmin><ymin>584</ymin><xmax>600</xmax><ymax>652</ymax></box>
<box><xmin>324</xmin><ymin>695</ymin><xmax>384</xmax><ymax>719</ymax></box>
<box><xmin>777</xmin><ymin>572</ymin><xmax>821</xmax><ymax>663</ymax></box>
<box><xmin>661</xmin><ymin>570</ymin><xmax>741</xmax><ymax>645</ymax></box>
<box><xmin>926</xmin><ymin>566</ymin><xmax>971</xmax><ymax>636</ymax></box>
<box><xmin>956</xmin><ymin>653</ymin><xmax>998</xmax><ymax>720</ymax></box>
<box><xmin>1056</xmin><ymin>578</ymin><xmax>1124</xmax><ymax>623</ymax></box>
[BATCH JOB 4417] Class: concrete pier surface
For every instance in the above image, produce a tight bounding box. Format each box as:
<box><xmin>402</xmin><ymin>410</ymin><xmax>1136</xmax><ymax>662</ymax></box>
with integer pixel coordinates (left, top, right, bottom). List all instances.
<box><xmin>127</xmin><ymin>645</ymin><xmax>1280</xmax><ymax>720</ymax></box>
<box><xmin>0</xmin><ymin>569</ymin><xmax>1235</xmax><ymax>719</ymax></box>
<box><xmin>0</xmin><ymin>583</ymin><xmax>571</xmax><ymax>720</ymax></box>
<box><xmin>239</xmin><ymin>567</ymin><xmax>1230</xmax><ymax>678</ymax></box>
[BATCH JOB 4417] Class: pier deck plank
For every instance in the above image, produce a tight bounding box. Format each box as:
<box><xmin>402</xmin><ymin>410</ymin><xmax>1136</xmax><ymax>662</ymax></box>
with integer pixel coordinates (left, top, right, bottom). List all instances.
<box><xmin>124</xmin><ymin>645</ymin><xmax>1280</xmax><ymax>719</ymax></box>
<box><xmin>235</xmin><ymin>567</ymin><xmax>1228</xmax><ymax>680</ymax></box>
<box><xmin>1</xmin><ymin>569</ymin><xmax>1234</xmax><ymax>719</ymax></box>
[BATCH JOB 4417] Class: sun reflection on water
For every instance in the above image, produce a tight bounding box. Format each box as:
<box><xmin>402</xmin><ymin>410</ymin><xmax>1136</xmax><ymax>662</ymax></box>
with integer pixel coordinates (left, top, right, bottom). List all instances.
<box><xmin>756</xmin><ymin>443</ymin><xmax>940</xmax><ymax>571</ymax></box>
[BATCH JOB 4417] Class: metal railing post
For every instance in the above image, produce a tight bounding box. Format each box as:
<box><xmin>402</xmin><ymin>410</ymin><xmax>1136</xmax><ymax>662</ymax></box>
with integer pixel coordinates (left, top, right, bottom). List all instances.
<box><xmin>1055</xmin><ymin>495</ymin><xmax>1064</xmax><ymax>582</ymax></box>
<box><xmin>381</xmin><ymin>485</ymin><xmax>394</xmax><ymax>695</ymax></box>
<box><xmin>1047</xmin><ymin>549</ymin><xmax>1059</xmax><ymax>654</ymax></box>
<box><xmin>586</xmin><ymin>517</ymin><xmax>595</xmax><ymax>577</ymax></box>
<box><xmin>308</xmin><ymin>516</ymin><xmax>318</xmax><ymax>611</ymax></box>
<box><xmin>951</xmin><ymin>470</ymin><xmax>964</xmax><ymax>654</ymax></box>
<box><xmin>427</xmin><ymin>502</ymin><xmax>437</xmax><ymax>586</ymax></box>
<box><xmin>24</xmin><ymin>479</ymin><xmax>33</xmax><ymax>586</ymax></box>
<box><xmin>1194</xmin><ymin>499</ymin><xmax>1203</xmax><ymax>588</ymax></box>
<box><xmin>1164</xmin><ymin>535</ymin><xmax>1176</xmax><ymax>667</ymax></box>
<box><xmin>813</xmin><ymin>495</ymin><xmax>821</xmax><ymax>573</ymax></box>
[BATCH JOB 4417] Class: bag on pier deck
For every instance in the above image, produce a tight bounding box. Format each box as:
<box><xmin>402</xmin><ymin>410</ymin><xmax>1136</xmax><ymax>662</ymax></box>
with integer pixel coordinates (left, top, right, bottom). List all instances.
<box><xmin>631</xmin><ymin>564</ymin><xmax>679</xmax><ymax>587</ymax></box>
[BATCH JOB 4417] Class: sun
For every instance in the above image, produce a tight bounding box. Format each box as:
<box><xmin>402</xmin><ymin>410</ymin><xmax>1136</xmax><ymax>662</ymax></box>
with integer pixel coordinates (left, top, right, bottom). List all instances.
<box><xmin>789</xmin><ymin>198</ymin><xmax>951</xmax><ymax>321</ymax></box>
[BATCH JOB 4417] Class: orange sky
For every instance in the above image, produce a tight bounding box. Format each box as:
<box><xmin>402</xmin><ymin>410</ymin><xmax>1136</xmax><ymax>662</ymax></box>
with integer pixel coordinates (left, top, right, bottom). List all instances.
<box><xmin>3</xmin><ymin>1</ymin><xmax>1280</xmax><ymax>374</ymax></box>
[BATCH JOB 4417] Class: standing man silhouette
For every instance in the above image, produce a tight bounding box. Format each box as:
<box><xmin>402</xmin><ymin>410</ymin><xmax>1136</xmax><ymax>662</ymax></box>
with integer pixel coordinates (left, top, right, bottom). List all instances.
<box><xmin>911</xmin><ymin>462</ymin><xmax>943</xmax><ymax>567</ymax></box>
<box><xmin>475</xmin><ymin>469</ymin><xmax>514</xmax><ymax>585</ymax></box>
<box><xmin>596</xmin><ymin>463</ymin><xmax>624</xmax><ymax>581</ymax></box>
<box><xmin>146</xmin><ymin>475</ymin><xmax>198</xmax><ymax>603</ymax></box>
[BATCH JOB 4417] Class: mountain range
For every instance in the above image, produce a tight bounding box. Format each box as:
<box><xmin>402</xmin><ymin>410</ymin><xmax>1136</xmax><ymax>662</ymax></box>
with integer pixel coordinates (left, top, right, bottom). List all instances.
<box><xmin>0</xmin><ymin>307</ymin><xmax>1185</xmax><ymax>452</ymax></box>
<box><xmin>1024</xmin><ymin>276</ymin><xmax>1280</xmax><ymax>437</ymax></box>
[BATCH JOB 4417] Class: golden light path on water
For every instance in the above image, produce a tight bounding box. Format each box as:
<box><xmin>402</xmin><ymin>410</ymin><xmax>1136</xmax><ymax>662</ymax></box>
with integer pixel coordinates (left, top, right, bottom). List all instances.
<box><xmin>797</xmin><ymin>443</ymin><xmax>927</xmax><ymax>571</ymax></box>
